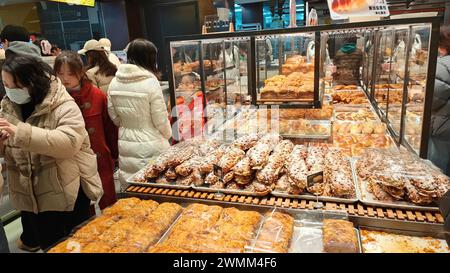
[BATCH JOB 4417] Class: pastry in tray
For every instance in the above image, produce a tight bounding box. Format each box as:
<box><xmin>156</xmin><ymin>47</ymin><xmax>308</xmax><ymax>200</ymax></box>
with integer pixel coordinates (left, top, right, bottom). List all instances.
<box><xmin>232</xmin><ymin>156</ymin><xmax>252</xmax><ymax>177</ymax></box>
<box><xmin>304</xmin><ymin>105</ymin><xmax>334</xmax><ymax>120</ymax></box>
<box><xmin>72</xmin><ymin>215</ymin><xmax>118</xmax><ymax>239</ymax></box>
<box><xmin>275</xmin><ymin>174</ymin><xmax>304</xmax><ymax>195</ymax></box>
<box><xmin>285</xmin><ymin>145</ymin><xmax>309</xmax><ymax>190</ymax></box>
<box><xmin>247</xmin><ymin>143</ymin><xmax>273</xmax><ymax>170</ymax></box>
<box><xmin>332</xmin><ymin>90</ymin><xmax>367</xmax><ymax>104</ymax></box>
<box><xmin>256</xmin><ymin>140</ymin><xmax>294</xmax><ymax>185</ymax></box>
<box><xmin>175</xmin><ymin>155</ymin><xmax>203</xmax><ymax>177</ymax></box>
<box><xmin>356</xmin><ymin>149</ymin><xmax>450</xmax><ymax>204</ymax></box>
<box><xmin>199</xmin><ymin>145</ymin><xmax>227</xmax><ymax>173</ymax></box>
<box><xmin>48</xmin><ymin>238</ymin><xmax>90</xmax><ymax>253</ymax></box>
<box><xmin>333</xmin><ymin>122</ymin><xmax>386</xmax><ymax>135</ymax></box>
<box><xmin>164</xmin><ymin>167</ymin><xmax>178</xmax><ymax>180</ymax></box>
<box><xmin>233</xmin><ymin>133</ymin><xmax>260</xmax><ymax>150</ymax></box>
<box><xmin>217</xmin><ymin>147</ymin><xmax>246</xmax><ymax>173</ymax></box>
<box><xmin>360</xmin><ymin>229</ymin><xmax>450</xmax><ymax>253</ymax></box>
<box><xmin>322</xmin><ymin>219</ymin><xmax>358</xmax><ymax>253</ymax></box>
<box><xmin>252</xmin><ymin>212</ymin><xmax>294</xmax><ymax>253</ymax></box>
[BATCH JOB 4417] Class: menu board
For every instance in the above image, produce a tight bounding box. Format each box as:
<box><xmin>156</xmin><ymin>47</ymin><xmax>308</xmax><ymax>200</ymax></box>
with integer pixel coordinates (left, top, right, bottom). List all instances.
<box><xmin>327</xmin><ymin>0</ymin><xmax>390</xmax><ymax>20</ymax></box>
<box><xmin>49</xmin><ymin>0</ymin><xmax>95</xmax><ymax>7</ymax></box>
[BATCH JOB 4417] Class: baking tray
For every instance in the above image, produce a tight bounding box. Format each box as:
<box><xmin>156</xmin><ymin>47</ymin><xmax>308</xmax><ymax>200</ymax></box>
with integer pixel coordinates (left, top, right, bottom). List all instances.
<box><xmin>288</xmin><ymin>224</ymin><xmax>362</xmax><ymax>253</ymax></box>
<box><xmin>126</xmin><ymin>168</ymin><xmax>193</xmax><ymax>190</ymax></box>
<box><xmin>192</xmin><ymin>185</ymin><xmax>270</xmax><ymax>197</ymax></box>
<box><xmin>354</xmin><ymin>172</ymin><xmax>440</xmax><ymax>212</ymax></box>
<box><xmin>359</xmin><ymin>226</ymin><xmax>449</xmax><ymax>253</ymax></box>
<box><xmin>246</xmin><ymin>210</ymin><xmax>362</xmax><ymax>253</ymax></box>
<box><xmin>271</xmin><ymin>191</ymin><xmax>359</xmax><ymax>204</ymax></box>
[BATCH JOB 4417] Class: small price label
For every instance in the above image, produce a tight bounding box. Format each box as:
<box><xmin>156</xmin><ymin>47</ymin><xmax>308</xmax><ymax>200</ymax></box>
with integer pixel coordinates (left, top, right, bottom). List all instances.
<box><xmin>213</xmin><ymin>164</ymin><xmax>224</xmax><ymax>180</ymax></box>
<box><xmin>307</xmin><ymin>171</ymin><xmax>324</xmax><ymax>188</ymax></box>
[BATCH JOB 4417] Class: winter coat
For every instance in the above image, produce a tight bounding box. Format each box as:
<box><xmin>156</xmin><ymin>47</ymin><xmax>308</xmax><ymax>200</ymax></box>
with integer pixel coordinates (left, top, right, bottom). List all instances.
<box><xmin>86</xmin><ymin>66</ymin><xmax>115</xmax><ymax>94</ymax></box>
<box><xmin>431</xmin><ymin>55</ymin><xmax>450</xmax><ymax>138</ymax></box>
<box><xmin>0</xmin><ymin>77</ymin><xmax>100</xmax><ymax>213</ymax></box>
<box><xmin>108</xmin><ymin>64</ymin><xmax>172</xmax><ymax>186</ymax></box>
<box><xmin>69</xmin><ymin>81</ymin><xmax>118</xmax><ymax>209</ymax></box>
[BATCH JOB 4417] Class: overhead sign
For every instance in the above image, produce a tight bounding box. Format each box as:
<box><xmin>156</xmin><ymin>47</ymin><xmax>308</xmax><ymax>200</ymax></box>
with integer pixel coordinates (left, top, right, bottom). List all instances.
<box><xmin>327</xmin><ymin>0</ymin><xmax>389</xmax><ymax>20</ymax></box>
<box><xmin>49</xmin><ymin>0</ymin><xmax>95</xmax><ymax>7</ymax></box>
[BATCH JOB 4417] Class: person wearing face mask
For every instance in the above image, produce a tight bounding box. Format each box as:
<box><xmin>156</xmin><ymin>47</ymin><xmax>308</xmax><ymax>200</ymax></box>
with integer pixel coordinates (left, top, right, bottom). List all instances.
<box><xmin>429</xmin><ymin>26</ymin><xmax>450</xmax><ymax>175</ymax></box>
<box><xmin>54</xmin><ymin>51</ymin><xmax>118</xmax><ymax>210</ymax></box>
<box><xmin>0</xmin><ymin>55</ymin><xmax>103</xmax><ymax>251</ymax></box>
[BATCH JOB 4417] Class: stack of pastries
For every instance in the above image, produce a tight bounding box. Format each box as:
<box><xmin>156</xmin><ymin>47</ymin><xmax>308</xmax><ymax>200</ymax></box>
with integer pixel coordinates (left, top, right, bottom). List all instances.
<box><xmin>149</xmin><ymin>204</ymin><xmax>263</xmax><ymax>253</ymax></box>
<box><xmin>274</xmin><ymin>145</ymin><xmax>355</xmax><ymax>198</ymax></box>
<box><xmin>261</xmin><ymin>72</ymin><xmax>315</xmax><ymax>100</ymax></box>
<box><xmin>48</xmin><ymin>198</ymin><xmax>183</xmax><ymax>253</ymax></box>
<box><xmin>356</xmin><ymin>149</ymin><xmax>450</xmax><ymax>205</ymax></box>
<box><xmin>332</xmin><ymin>134</ymin><xmax>393</xmax><ymax>157</ymax></box>
<box><xmin>281</xmin><ymin>55</ymin><xmax>314</xmax><ymax>75</ymax></box>
<box><xmin>251</xmin><ymin>212</ymin><xmax>294</xmax><ymax>253</ymax></box>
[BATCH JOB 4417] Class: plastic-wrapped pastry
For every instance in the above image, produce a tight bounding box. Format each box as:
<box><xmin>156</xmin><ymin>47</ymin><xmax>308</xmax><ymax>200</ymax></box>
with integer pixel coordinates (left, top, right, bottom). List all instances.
<box><xmin>73</xmin><ymin>216</ymin><xmax>117</xmax><ymax>239</ymax></box>
<box><xmin>175</xmin><ymin>155</ymin><xmax>203</xmax><ymax>176</ymax></box>
<box><xmin>223</xmin><ymin>171</ymin><xmax>235</xmax><ymax>183</ymax></box>
<box><xmin>322</xmin><ymin>219</ymin><xmax>358</xmax><ymax>253</ymax></box>
<box><xmin>226</xmin><ymin>182</ymin><xmax>241</xmax><ymax>190</ymax></box>
<box><xmin>233</xmin><ymin>133</ymin><xmax>259</xmax><ymax>150</ymax></box>
<box><xmin>329</xmin><ymin>171</ymin><xmax>355</xmax><ymax>197</ymax></box>
<box><xmin>234</xmin><ymin>174</ymin><xmax>253</xmax><ymax>185</ymax></box>
<box><xmin>232</xmin><ymin>156</ymin><xmax>252</xmax><ymax>177</ymax></box>
<box><xmin>48</xmin><ymin>238</ymin><xmax>89</xmax><ymax>253</ymax></box>
<box><xmin>199</xmin><ymin>145</ymin><xmax>227</xmax><ymax>173</ymax></box>
<box><xmin>286</xmin><ymin>146</ymin><xmax>309</xmax><ymax>190</ymax></box>
<box><xmin>204</xmin><ymin>172</ymin><xmax>220</xmax><ymax>186</ymax></box>
<box><xmin>248</xmin><ymin>143</ymin><xmax>273</xmax><ymax>170</ymax></box>
<box><xmin>168</xmin><ymin>146</ymin><xmax>196</xmax><ymax>167</ymax></box>
<box><xmin>164</xmin><ymin>167</ymin><xmax>177</xmax><ymax>180</ymax></box>
<box><xmin>258</xmin><ymin>133</ymin><xmax>282</xmax><ymax>146</ymax></box>
<box><xmin>252</xmin><ymin>212</ymin><xmax>294</xmax><ymax>253</ymax></box>
<box><xmin>217</xmin><ymin>147</ymin><xmax>246</xmax><ymax>173</ymax></box>
<box><xmin>252</xmin><ymin>181</ymin><xmax>273</xmax><ymax>194</ymax></box>
<box><xmin>177</xmin><ymin>169</ymin><xmax>202</xmax><ymax>186</ymax></box>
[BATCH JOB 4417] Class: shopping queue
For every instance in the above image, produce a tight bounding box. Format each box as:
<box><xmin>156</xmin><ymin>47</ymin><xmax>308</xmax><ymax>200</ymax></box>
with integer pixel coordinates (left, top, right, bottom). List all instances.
<box><xmin>0</xmin><ymin>25</ymin><xmax>172</xmax><ymax>252</ymax></box>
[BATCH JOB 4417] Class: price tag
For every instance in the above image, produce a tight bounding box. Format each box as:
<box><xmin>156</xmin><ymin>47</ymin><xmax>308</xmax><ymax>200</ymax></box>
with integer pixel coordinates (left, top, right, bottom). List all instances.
<box><xmin>307</xmin><ymin>171</ymin><xmax>324</xmax><ymax>189</ymax></box>
<box><xmin>213</xmin><ymin>164</ymin><xmax>224</xmax><ymax>179</ymax></box>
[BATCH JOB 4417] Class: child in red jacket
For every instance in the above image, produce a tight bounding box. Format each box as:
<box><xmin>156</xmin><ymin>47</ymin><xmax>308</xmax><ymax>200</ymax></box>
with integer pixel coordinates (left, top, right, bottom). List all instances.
<box><xmin>55</xmin><ymin>51</ymin><xmax>118</xmax><ymax>210</ymax></box>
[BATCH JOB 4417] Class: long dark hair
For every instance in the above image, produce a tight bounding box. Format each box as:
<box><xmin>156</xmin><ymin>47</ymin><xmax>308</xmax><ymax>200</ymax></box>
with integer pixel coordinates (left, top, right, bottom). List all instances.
<box><xmin>54</xmin><ymin>50</ymin><xmax>90</xmax><ymax>82</ymax></box>
<box><xmin>126</xmin><ymin>38</ymin><xmax>160</xmax><ymax>79</ymax></box>
<box><xmin>2</xmin><ymin>55</ymin><xmax>55</xmax><ymax>104</ymax></box>
<box><xmin>85</xmin><ymin>50</ymin><xmax>117</xmax><ymax>77</ymax></box>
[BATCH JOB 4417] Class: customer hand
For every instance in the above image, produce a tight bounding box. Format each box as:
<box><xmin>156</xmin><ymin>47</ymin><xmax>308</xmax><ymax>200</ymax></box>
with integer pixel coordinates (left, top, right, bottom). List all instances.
<box><xmin>0</xmin><ymin>119</ymin><xmax>16</xmax><ymax>138</ymax></box>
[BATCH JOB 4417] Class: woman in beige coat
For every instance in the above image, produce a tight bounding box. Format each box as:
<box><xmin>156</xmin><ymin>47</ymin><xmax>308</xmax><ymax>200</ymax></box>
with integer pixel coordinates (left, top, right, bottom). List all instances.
<box><xmin>0</xmin><ymin>55</ymin><xmax>102</xmax><ymax>250</ymax></box>
<box><xmin>78</xmin><ymin>39</ymin><xmax>117</xmax><ymax>94</ymax></box>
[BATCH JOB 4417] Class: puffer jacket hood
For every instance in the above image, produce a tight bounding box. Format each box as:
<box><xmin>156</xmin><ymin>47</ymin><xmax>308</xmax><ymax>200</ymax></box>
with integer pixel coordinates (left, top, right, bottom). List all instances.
<box><xmin>5</xmin><ymin>41</ymin><xmax>41</xmax><ymax>59</ymax></box>
<box><xmin>114</xmin><ymin>64</ymin><xmax>154</xmax><ymax>83</ymax></box>
<box><xmin>431</xmin><ymin>55</ymin><xmax>450</xmax><ymax>138</ymax></box>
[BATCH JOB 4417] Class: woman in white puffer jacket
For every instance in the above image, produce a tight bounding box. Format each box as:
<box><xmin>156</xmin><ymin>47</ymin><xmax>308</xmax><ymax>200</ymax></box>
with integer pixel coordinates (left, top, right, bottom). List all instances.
<box><xmin>107</xmin><ymin>39</ymin><xmax>172</xmax><ymax>189</ymax></box>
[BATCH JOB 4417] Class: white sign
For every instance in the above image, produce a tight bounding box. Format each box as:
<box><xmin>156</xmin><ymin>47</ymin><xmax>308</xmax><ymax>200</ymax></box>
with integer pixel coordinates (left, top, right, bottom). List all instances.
<box><xmin>327</xmin><ymin>0</ymin><xmax>390</xmax><ymax>20</ymax></box>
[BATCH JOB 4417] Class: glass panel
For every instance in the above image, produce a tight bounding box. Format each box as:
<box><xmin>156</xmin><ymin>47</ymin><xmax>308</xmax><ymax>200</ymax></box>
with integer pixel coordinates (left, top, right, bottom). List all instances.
<box><xmin>403</xmin><ymin>24</ymin><xmax>431</xmax><ymax>154</ymax></box>
<box><xmin>387</xmin><ymin>26</ymin><xmax>409</xmax><ymax>140</ymax></box>
<box><xmin>373</xmin><ymin>29</ymin><xmax>393</xmax><ymax>117</ymax></box>
<box><xmin>256</xmin><ymin>33</ymin><xmax>315</xmax><ymax>105</ymax></box>
<box><xmin>170</xmin><ymin>41</ymin><xmax>203</xmax><ymax>141</ymax></box>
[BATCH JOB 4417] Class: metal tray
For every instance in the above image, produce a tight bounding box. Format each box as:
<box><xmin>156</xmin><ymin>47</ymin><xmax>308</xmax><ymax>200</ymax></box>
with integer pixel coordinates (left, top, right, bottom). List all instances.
<box><xmin>354</xmin><ymin>173</ymin><xmax>440</xmax><ymax>212</ymax></box>
<box><xmin>192</xmin><ymin>185</ymin><xmax>270</xmax><ymax>197</ymax></box>
<box><xmin>288</xmin><ymin>224</ymin><xmax>362</xmax><ymax>253</ymax></box>
<box><xmin>126</xmin><ymin>169</ymin><xmax>192</xmax><ymax>190</ymax></box>
<box><xmin>358</xmin><ymin>226</ymin><xmax>449</xmax><ymax>253</ymax></box>
<box><xmin>271</xmin><ymin>191</ymin><xmax>359</xmax><ymax>204</ymax></box>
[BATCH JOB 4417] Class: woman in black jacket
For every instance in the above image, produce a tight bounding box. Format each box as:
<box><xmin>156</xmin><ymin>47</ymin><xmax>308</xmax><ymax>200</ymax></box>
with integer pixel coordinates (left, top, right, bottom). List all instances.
<box><xmin>429</xmin><ymin>26</ymin><xmax>450</xmax><ymax>175</ymax></box>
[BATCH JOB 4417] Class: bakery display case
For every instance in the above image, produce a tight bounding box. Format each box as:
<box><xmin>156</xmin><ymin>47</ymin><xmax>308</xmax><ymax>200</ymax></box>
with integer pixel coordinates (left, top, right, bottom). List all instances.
<box><xmin>357</xmin><ymin>19</ymin><xmax>439</xmax><ymax>158</ymax></box>
<box><xmin>168</xmin><ymin>36</ymin><xmax>252</xmax><ymax>141</ymax></box>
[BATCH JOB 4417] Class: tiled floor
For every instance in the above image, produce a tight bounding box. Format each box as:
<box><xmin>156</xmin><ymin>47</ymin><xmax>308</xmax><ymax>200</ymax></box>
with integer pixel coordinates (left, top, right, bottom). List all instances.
<box><xmin>4</xmin><ymin>217</ymin><xmax>40</xmax><ymax>253</ymax></box>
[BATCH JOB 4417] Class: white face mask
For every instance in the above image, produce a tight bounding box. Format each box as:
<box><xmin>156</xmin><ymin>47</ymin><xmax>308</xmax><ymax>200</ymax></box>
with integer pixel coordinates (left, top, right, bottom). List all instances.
<box><xmin>5</xmin><ymin>87</ymin><xmax>31</xmax><ymax>104</ymax></box>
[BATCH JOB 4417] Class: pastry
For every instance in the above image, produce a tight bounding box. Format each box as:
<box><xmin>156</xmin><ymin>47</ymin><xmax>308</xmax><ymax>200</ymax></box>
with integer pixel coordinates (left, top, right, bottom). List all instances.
<box><xmin>217</xmin><ymin>147</ymin><xmax>246</xmax><ymax>173</ymax></box>
<box><xmin>323</xmin><ymin>219</ymin><xmax>358</xmax><ymax>253</ymax></box>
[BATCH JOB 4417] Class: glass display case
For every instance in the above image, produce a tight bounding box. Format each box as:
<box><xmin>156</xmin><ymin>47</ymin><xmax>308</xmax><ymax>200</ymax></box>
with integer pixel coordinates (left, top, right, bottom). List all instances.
<box><xmin>166</xmin><ymin>17</ymin><xmax>439</xmax><ymax>158</ymax></box>
<box><xmin>357</xmin><ymin>19</ymin><xmax>439</xmax><ymax>158</ymax></box>
<box><xmin>255</xmin><ymin>32</ymin><xmax>317</xmax><ymax>105</ymax></box>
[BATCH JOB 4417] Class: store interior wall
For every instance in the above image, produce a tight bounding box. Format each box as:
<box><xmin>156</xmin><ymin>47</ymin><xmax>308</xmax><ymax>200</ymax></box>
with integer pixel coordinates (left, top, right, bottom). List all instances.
<box><xmin>241</xmin><ymin>2</ymin><xmax>263</xmax><ymax>25</ymax></box>
<box><xmin>0</xmin><ymin>2</ymin><xmax>40</xmax><ymax>33</ymax></box>
<box><xmin>100</xmin><ymin>0</ymin><xmax>129</xmax><ymax>51</ymax></box>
